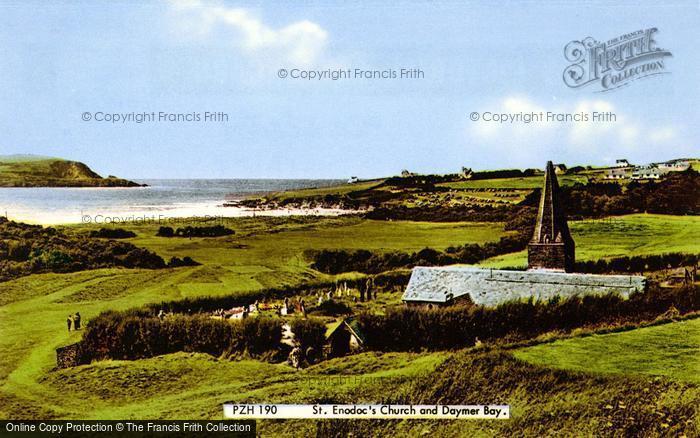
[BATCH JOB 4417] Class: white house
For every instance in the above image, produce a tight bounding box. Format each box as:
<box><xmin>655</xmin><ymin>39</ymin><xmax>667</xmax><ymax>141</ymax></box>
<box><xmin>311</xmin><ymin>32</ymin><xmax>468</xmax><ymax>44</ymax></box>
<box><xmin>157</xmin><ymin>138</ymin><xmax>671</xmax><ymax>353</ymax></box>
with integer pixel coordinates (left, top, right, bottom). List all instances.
<box><xmin>631</xmin><ymin>165</ymin><xmax>667</xmax><ymax>180</ymax></box>
<box><xmin>656</xmin><ymin>159</ymin><xmax>690</xmax><ymax>172</ymax></box>
<box><xmin>605</xmin><ymin>167</ymin><xmax>630</xmax><ymax>179</ymax></box>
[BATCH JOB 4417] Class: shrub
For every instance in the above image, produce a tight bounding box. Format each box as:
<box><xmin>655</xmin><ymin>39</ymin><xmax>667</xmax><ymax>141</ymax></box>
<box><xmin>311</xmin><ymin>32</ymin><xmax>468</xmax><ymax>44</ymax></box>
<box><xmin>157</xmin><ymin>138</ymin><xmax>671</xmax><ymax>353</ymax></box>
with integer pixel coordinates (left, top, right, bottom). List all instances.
<box><xmin>289</xmin><ymin>317</ymin><xmax>327</xmax><ymax>353</ymax></box>
<box><xmin>88</xmin><ymin>228</ymin><xmax>136</xmax><ymax>239</ymax></box>
<box><xmin>308</xmin><ymin>229</ymin><xmax>531</xmax><ymax>275</ymax></box>
<box><xmin>357</xmin><ymin>284</ymin><xmax>699</xmax><ymax>352</ymax></box>
<box><xmin>311</xmin><ymin>299</ymin><xmax>352</xmax><ymax>316</ymax></box>
<box><xmin>157</xmin><ymin>225</ymin><xmax>235</xmax><ymax>238</ymax></box>
<box><xmin>0</xmin><ymin>219</ymin><xmax>167</xmax><ymax>282</ymax></box>
<box><xmin>156</xmin><ymin>226</ymin><xmax>174</xmax><ymax>237</ymax></box>
<box><xmin>80</xmin><ymin>312</ymin><xmax>282</xmax><ymax>363</ymax></box>
<box><xmin>575</xmin><ymin>253</ymin><xmax>699</xmax><ymax>274</ymax></box>
<box><xmin>167</xmin><ymin>256</ymin><xmax>200</xmax><ymax>267</ymax></box>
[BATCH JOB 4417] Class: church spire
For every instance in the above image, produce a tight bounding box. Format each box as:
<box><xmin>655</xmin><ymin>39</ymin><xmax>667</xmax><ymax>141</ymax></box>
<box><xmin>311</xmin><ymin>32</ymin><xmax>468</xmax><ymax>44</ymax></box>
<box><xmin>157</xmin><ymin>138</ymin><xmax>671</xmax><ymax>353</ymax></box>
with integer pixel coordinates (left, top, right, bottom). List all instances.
<box><xmin>527</xmin><ymin>161</ymin><xmax>575</xmax><ymax>272</ymax></box>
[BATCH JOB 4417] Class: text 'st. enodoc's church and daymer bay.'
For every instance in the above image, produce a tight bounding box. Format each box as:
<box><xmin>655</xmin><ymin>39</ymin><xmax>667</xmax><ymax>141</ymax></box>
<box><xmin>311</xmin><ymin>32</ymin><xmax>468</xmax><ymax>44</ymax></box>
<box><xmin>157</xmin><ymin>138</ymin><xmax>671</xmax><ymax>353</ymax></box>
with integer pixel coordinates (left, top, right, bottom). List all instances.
<box><xmin>402</xmin><ymin>161</ymin><xmax>647</xmax><ymax>308</ymax></box>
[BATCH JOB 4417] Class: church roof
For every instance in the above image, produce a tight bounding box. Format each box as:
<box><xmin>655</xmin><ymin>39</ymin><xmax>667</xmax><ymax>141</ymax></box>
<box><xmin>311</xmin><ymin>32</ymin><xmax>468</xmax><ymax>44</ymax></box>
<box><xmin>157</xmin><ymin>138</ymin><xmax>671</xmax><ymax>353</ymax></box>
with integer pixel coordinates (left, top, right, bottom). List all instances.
<box><xmin>402</xmin><ymin>266</ymin><xmax>646</xmax><ymax>307</ymax></box>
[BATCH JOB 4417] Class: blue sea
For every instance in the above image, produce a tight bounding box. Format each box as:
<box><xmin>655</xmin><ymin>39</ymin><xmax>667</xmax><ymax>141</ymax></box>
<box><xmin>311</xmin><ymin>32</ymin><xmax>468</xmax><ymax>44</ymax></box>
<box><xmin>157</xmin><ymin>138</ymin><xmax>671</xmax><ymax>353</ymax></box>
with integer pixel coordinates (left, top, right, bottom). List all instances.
<box><xmin>0</xmin><ymin>179</ymin><xmax>346</xmax><ymax>225</ymax></box>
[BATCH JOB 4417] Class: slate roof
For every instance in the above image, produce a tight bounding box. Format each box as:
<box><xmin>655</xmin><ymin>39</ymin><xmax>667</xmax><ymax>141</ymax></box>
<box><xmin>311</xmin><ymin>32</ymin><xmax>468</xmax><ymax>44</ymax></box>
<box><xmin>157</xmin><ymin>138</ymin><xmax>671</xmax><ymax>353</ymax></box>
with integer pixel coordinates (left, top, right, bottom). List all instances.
<box><xmin>402</xmin><ymin>266</ymin><xmax>646</xmax><ymax>307</ymax></box>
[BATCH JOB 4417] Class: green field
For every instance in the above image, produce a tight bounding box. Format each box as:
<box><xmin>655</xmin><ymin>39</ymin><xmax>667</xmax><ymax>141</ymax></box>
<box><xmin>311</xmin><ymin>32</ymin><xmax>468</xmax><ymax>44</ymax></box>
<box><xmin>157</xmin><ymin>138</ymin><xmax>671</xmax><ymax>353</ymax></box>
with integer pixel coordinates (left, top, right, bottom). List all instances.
<box><xmin>437</xmin><ymin>173</ymin><xmax>592</xmax><ymax>190</ymax></box>
<box><xmin>1</xmin><ymin>213</ymin><xmax>699</xmax><ymax>432</ymax></box>
<box><xmin>514</xmin><ymin>318</ymin><xmax>700</xmax><ymax>383</ymax></box>
<box><xmin>480</xmin><ymin>214</ymin><xmax>700</xmax><ymax>268</ymax></box>
<box><xmin>265</xmin><ymin>179</ymin><xmax>383</xmax><ymax>201</ymax></box>
<box><xmin>126</xmin><ymin>217</ymin><xmax>506</xmax><ymax>294</ymax></box>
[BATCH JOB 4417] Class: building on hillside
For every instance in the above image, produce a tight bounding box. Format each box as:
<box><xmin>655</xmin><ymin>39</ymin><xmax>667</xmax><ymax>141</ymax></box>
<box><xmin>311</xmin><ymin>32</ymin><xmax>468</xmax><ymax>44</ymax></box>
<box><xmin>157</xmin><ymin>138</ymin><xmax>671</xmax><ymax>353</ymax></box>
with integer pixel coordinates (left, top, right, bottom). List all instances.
<box><xmin>347</xmin><ymin>176</ymin><xmax>359</xmax><ymax>184</ymax></box>
<box><xmin>461</xmin><ymin>167</ymin><xmax>474</xmax><ymax>179</ymax></box>
<box><xmin>553</xmin><ymin>163</ymin><xmax>567</xmax><ymax>174</ymax></box>
<box><xmin>605</xmin><ymin>167</ymin><xmax>630</xmax><ymax>179</ymax></box>
<box><xmin>631</xmin><ymin>165</ymin><xmax>667</xmax><ymax>180</ymax></box>
<box><xmin>615</xmin><ymin>159</ymin><xmax>631</xmax><ymax>167</ymax></box>
<box><xmin>401</xmin><ymin>160</ymin><xmax>646</xmax><ymax>308</ymax></box>
<box><xmin>401</xmin><ymin>169</ymin><xmax>416</xmax><ymax>177</ymax></box>
<box><xmin>656</xmin><ymin>159</ymin><xmax>690</xmax><ymax>172</ymax></box>
<box><xmin>630</xmin><ymin>159</ymin><xmax>690</xmax><ymax>180</ymax></box>
<box><xmin>324</xmin><ymin>317</ymin><xmax>366</xmax><ymax>358</ymax></box>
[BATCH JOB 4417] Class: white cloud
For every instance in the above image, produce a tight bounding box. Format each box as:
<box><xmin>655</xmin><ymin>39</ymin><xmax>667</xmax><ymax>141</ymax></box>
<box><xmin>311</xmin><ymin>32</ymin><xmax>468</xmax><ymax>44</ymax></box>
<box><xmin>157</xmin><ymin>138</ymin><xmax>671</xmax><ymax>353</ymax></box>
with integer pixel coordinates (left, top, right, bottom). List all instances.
<box><xmin>169</xmin><ymin>0</ymin><xmax>329</xmax><ymax>66</ymax></box>
<box><xmin>568</xmin><ymin>99</ymin><xmax>617</xmax><ymax>146</ymax></box>
<box><xmin>648</xmin><ymin>126</ymin><xmax>678</xmax><ymax>144</ymax></box>
<box><xmin>466</xmin><ymin>95</ymin><xmax>687</xmax><ymax>167</ymax></box>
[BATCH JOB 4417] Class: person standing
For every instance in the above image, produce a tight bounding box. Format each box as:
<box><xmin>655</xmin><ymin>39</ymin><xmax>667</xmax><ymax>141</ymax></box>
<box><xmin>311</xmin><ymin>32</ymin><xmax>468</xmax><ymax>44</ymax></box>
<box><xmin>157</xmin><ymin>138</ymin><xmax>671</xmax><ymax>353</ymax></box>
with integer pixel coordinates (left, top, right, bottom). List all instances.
<box><xmin>73</xmin><ymin>312</ymin><xmax>81</xmax><ymax>330</ymax></box>
<box><xmin>365</xmin><ymin>277</ymin><xmax>373</xmax><ymax>302</ymax></box>
<box><xmin>66</xmin><ymin>315</ymin><xmax>73</xmax><ymax>332</ymax></box>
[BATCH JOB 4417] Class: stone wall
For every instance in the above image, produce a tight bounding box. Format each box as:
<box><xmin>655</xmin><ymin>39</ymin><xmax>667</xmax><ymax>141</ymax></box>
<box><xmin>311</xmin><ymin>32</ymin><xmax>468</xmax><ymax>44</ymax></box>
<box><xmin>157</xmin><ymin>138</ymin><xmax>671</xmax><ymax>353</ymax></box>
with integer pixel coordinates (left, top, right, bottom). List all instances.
<box><xmin>56</xmin><ymin>342</ymin><xmax>83</xmax><ymax>369</ymax></box>
<box><xmin>403</xmin><ymin>266</ymin><xmax>646</xmax><ymax>308</ymax></box>
<box><xmin>528</xmin><ymin>242</ymin><xmax>575</xmax><ymax>272</ymax></box>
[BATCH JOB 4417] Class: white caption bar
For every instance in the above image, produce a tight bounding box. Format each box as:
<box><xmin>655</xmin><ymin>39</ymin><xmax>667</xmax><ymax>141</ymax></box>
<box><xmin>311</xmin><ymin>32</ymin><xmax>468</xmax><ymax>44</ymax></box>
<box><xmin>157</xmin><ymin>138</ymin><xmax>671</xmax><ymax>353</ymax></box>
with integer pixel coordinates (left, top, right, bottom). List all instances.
<box><xmin>224</xmin><ymin>404</ymin><xmax>509</xmax><ymax>420</ymax></box>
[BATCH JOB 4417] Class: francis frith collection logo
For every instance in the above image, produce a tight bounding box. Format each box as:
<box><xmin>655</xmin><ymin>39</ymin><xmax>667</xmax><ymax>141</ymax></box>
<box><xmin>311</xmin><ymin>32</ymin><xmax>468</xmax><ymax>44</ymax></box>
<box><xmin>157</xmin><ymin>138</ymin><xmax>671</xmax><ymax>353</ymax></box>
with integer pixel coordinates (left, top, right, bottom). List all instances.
<box><xmin>563</xmin><ymin>28</ymin><xmax>672</xmax><ymax>92</ymax></box>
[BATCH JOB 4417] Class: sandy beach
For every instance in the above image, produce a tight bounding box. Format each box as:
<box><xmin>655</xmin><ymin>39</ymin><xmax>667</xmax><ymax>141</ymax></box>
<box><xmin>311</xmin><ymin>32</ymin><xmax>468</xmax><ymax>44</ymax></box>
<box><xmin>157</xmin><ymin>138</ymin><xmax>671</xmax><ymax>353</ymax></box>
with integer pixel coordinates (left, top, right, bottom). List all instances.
<box><xmin>3</xmin><ymin>202</ymin><xmax>356</xmax><ymax>225</ymax></box>
<box><xmin>0</xmin><ymin>179</ymin><xmax>353</xmax><ymax>225</ymax></box>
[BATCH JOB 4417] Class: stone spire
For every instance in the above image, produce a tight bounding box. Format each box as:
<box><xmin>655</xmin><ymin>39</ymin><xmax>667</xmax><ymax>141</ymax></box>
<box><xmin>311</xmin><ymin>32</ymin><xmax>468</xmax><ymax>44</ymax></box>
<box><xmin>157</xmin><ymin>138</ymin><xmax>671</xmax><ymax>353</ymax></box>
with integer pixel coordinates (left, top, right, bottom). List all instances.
<box><xmin>527</xmin><ymin>161</ymin><xmax>575</xmax><ymax>272</ymax></box>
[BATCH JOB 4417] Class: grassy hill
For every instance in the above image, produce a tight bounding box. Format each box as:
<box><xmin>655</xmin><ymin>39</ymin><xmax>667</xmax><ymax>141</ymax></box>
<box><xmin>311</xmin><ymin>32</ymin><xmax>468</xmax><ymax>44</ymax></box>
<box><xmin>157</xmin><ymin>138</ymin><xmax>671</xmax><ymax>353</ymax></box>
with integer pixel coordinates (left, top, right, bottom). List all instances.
<box><xmin>480</xmin><ymin>214</ymin><xmax>700</xmax><ymax>268</ymax></box>
<box><xmin>514</xmin><ymin>318</ymin><xmax>700</xmax><ymax>383</ymax></box>
<box><xmin>246</xmin><ymin>162</ymin><xmax>699</xmax><ymax>222</ymax></box>
<box><xmin>0</xmin><ymin>155</ymin><xmax>141</xmax><ymax>187</ymax></box>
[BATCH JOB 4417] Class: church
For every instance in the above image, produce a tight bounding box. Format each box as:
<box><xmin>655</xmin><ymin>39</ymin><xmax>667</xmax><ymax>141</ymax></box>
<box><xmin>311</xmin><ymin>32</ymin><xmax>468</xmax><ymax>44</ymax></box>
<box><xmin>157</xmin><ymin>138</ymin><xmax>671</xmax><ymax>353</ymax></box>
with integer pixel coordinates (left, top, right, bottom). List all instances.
<box><xmin>402</xmin><ymin>161</ymin><xmax>646</xmax><ymax>308</ymax></box>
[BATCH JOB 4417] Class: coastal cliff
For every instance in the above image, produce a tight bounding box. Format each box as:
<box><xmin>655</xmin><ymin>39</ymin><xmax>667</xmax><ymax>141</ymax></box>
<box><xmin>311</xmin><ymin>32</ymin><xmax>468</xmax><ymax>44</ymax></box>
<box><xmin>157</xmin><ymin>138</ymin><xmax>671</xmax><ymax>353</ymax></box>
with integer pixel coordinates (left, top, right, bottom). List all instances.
<box><xmin>0</xmin><ymin>155</ymin><xmax>143</xmax><ymax>187</ymax></box>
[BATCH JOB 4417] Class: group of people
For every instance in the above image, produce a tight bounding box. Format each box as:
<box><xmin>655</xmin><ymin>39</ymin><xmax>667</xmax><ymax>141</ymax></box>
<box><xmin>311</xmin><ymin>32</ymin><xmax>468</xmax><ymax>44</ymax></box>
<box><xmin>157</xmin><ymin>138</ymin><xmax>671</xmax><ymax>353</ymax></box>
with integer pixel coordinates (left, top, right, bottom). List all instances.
<box><xmin>66</xmin><ymin>312</ymin><xmax>81</xmax><ymax>331</ymax></box>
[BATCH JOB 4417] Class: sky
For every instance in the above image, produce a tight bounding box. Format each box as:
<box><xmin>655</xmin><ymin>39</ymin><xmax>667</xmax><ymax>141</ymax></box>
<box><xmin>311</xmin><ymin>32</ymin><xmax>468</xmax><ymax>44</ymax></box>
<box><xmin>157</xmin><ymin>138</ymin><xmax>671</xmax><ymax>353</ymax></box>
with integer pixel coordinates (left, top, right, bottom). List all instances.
<box><xmin>0</xmin><ymin>0</ymin><xmax>698</xmax><ymax>178</ymax></box>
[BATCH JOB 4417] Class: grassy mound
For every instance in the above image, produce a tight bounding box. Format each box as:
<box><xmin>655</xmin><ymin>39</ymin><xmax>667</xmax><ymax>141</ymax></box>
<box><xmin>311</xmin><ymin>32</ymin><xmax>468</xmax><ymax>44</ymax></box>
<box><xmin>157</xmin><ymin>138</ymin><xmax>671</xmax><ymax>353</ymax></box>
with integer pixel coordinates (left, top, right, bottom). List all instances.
<box><xmin>0</xmin><ymin>155</ymin><xmax>141</xmax><ymax>187</ymax></box>
<box><xmin>514</xmin><ymin>317</ymin><xmax>700</xmax><ymax>383</ymax></box>
<box><xmin>314</xmin><ymin>348</ymin><xmax>699</xmax><ymax>437</ymax></box>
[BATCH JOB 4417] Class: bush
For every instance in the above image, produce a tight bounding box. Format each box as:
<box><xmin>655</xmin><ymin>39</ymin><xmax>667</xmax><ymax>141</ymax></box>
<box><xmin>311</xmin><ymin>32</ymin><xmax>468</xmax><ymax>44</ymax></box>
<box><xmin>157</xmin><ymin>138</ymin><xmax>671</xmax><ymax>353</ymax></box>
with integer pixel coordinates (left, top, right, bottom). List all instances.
<box><xmin>167</xmin><ymin>256</ymin><xmax>200</xmax><ymax>267</ymax></box>
<box><xmin>0</xmin><ymin>219</ymin><xmax>167</xmax><ymax>282</ymax></box>
<box><xmin>157</xmin><ymin>225</ymin><xmax>235</xmax><ymax>238</ymax></box>
<box><xmin>575</xmin><ymin>253</ymin><xmax>699</xmax><ymax>274</ymax></box>
<box><xmin>80</xmin><ymin>312</ymin><xmax>282</xmax><ymax>362</ymax></box>
<box><xmin>311</xmin><ymin>299</ymin><xmax>352</xmax><ymax>316</ymax></box>
<box><xmin>365</xmin><ymin>204</ymin><xmax>512</xmax><ymax>222</ymax></box>
<box><xmin>88</xmin><ymin>228</ymin><xmax>136</xmax><ymax>239</ymax></box>
<box><xmin>357</xmin><ymin>284</ymin><xmax>699</xmax><ymax>352</ymax></box>
<box><xmin>309</xmin><ymin>230</ymin><xmax>531</xmax><ymax>275</ymax></box>
<box><xmin>156</xmin><ymin>226</ymin><xmax>174</xmax><ymax>237</ymax></box>
<box><xmin>289</xmin><ymin>317</ymin><xmax>327</xmax><ymax>353</ymax></box>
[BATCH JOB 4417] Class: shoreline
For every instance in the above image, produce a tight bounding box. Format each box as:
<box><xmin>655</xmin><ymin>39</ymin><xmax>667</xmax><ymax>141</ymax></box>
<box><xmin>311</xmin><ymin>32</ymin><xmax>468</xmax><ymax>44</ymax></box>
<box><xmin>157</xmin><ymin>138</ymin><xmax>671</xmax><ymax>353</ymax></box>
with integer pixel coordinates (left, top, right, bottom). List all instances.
<box><xmin>4</xmin><ymin>204</ymin><xmax>361</xmax><ymax>226</ymax></box>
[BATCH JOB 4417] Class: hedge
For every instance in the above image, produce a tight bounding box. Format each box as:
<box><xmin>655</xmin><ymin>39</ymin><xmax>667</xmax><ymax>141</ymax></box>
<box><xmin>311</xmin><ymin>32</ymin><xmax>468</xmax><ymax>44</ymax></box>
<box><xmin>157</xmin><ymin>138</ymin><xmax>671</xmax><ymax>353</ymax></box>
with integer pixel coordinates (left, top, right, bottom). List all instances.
<box><xmin>357</xmin><ymin>284</ymin><xmax>699</xmax><ymax>351</ymax></box>
<box><xmin>79</xmin><ymin>311</ymin><xmax>282</xmax><ymax>362</ymax></box>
